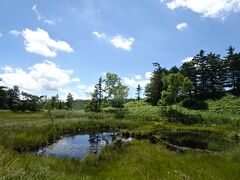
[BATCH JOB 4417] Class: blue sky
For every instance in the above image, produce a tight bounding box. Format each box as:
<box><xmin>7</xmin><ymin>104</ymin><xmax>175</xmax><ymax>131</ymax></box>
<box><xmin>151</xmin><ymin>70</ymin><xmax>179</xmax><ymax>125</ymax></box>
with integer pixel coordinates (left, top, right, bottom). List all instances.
<box><xmin>0</xmin><ymin>0</ymin><xmax>240</xmax><ymax>99</ymax></box>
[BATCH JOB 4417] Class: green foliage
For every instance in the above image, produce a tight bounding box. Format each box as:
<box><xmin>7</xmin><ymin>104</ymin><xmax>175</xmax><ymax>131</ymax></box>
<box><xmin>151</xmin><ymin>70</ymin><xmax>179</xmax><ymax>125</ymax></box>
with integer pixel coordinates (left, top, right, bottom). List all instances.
<box><xmin>136</xmin><ymin>84</ymin><xmax>142</xmax><ymax>100</ymax></box>
<box><xmin>145</xmin><ymin>63</ymin><xmax>166</xmax><ymax>106</ymax></box>
<box><xmin>7</xmin><ymin>86</ymin><xmax>21</xmax><ymax>111</ymax></box>
<box><xmin>160</xmin><ymin>73</ymin><xmax>193</xmax><ymax>105</ymax></box>
<box><xmin>66</xmin><ymin>93</ymin><xmax>74</xmax><ymax>110</ymax></box>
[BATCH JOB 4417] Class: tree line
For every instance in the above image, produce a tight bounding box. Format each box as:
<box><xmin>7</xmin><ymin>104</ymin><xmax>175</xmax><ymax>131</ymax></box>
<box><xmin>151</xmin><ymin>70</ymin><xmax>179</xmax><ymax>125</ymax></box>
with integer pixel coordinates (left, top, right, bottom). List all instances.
<box><xmin>1</xmin><ymin>46</ymin><xmax>240</xmax><ymax>112</ymax></box>
<box><xmin>146</xmin><ymin>46</ymin><xmax>240</xmax><ymax>106</ymax></box>
<box><xmin>0</xmin><ymin>80</ymin><xmax>74</xmax><ymax>112</ymax></box>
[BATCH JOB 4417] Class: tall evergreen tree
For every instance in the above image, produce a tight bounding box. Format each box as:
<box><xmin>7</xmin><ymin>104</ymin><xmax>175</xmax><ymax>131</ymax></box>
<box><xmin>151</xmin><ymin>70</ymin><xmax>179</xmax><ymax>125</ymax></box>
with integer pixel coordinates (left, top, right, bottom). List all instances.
<box><xmin>66</xmin><ymin>93</ymin><xmax>74</xmax><ymax>110</ymax></box>
<box><xmin>224</xmin><ymin>46</ymin><xmax>240</xmax><ymax>94</ymax></box>
<box><xmin>88</xmin><ymin>77</ymin><xmax>103</xmax><ymax>112</ymax></box>
<box><xmin>180</xmin><ymin>60</ymin><xmax>197</xmax><ymax>95</ymax></box>
<box><xmin>0</xmin><ymin>78</ymin><xmax>8</xmax><ymax>109</ymax></box>
<box><xmin>145</xmin><ymin>63</ymin><xmax>166</xmax><ymax>106</ymax></box>
<box><xmin>205</xmin><ymin>52</ymin><xmax>224</xmax><ymax>97</ymax></box>
<box><xmin>136</xmin><ymin>84</ymin><xmax>142</xmax><ymax>100</ymax></box>
<box><xmin>7</xmin><ymin>86</ymin><xmax>21</xmax><ymax>111</ymax></box>
<box><xmin>193</xmin><ymin>50</ymin><xmax>208</xmax><ymax>97</ymax></box>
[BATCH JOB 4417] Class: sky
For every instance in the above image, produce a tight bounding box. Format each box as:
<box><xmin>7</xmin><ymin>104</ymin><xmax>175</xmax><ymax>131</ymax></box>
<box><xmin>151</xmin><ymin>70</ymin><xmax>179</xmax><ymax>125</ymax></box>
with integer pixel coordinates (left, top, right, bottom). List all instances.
<box><xmin>0</xmin><ymin>0</ymin><xmax>240</xmax><ymax>99</ymax></box>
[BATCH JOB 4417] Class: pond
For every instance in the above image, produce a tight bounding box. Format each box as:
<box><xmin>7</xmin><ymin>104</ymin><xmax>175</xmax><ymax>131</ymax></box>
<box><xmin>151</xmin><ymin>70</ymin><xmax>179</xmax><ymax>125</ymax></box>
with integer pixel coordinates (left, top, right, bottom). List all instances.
<box><xmin>35</xmin><ymin>130</ymin><xmax>236</xmax><ymax>159</ymax></box>
<box><xmin>157</xmin><ymin>131</ymin><xmax>235</xmax><ymax>152</ymax></box>
<box><xmin>36</xmin><ymin>131</ymin><xmax>132</xmax><ymax>159</ymax></box>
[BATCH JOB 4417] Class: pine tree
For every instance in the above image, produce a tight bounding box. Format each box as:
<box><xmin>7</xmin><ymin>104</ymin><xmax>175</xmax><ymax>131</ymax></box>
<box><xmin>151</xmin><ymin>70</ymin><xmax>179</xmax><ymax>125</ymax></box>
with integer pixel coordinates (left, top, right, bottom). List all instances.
<box><xmin>66</xmin><ymin>93</ymin><xmax>73</xmax><ymax>110</ymax></box>
<box><xmin>136</xmin><ymin>84</ymin><xmax>142</xmax><ymax>100</ymax></box>
<box><xmin>224</xmin><ymin>46</ymin><xmax>240</xmax><ymax>94</ymax></box>
<box><xmin>145</xmin><ymin>63</ymin><xmax>166</xmax><ymax>106</ymax></box>
<box><xmin>193</xmin><ymin>50</ymin><xmax>208</xmax><ymax>97</ymax></box>
<box><xmin>205</xmin><ymin>52</ymin><xmax>224</xmax><ymax>97</ymax></box>
<box><xmin>7</xmin><ymin>86</ymin><xmax>21</xmax><ymax>111</ymax></box>
<box><xmin>0</xmin><ymin>79</ymin><xmax>8</xmax><ymax>109</ymax></box>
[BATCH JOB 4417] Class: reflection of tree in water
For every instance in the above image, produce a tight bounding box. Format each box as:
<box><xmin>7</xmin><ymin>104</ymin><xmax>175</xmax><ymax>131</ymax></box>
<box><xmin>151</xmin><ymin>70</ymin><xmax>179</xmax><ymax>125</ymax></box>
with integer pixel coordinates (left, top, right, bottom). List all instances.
<box><xmin>88</xmin><ymin>130</ymin><xmax>117</xmax><ymax>154</ymax></box>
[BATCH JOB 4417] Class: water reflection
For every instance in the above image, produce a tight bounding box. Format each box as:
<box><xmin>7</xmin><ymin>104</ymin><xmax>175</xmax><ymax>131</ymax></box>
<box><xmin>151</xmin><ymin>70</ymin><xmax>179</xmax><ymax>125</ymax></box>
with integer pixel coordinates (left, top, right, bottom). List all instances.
<box><xmin>37</xmin><ymin>131</ymin><xmax>132</xmax><ymax>159</ymax></box>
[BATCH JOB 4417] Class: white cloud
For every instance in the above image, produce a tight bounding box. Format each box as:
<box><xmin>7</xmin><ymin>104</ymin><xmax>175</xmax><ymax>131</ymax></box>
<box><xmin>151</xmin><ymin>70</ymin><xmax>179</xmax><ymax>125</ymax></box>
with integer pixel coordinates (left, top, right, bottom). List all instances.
<box><xmin>71</xmin><ymin>78</ymin><xmax>80</xmax><ymax>83</ymax></box>
<box><xmin>145</xmin><ymin>72</ymin><xmax>153</xmax><ymax>79</ymax></box>
<box><xmin>110</xmin><ymin>35</ymin><xmax>135</xmax><ymax>51</ymax></box>
<box><xmin>123</xmin><ymin>72</ymin><xmax>151</xmax><ymax>89</ymax></box>
<box><xmin>10</xmin><ymin>28</ymin><xmax>73</xmax><ymax>57</ymax></box>
<box><xmin>59</xmin><ymin>85</ymin><xmax>94</xmax><ymax>100</ymax></box>
<box><xmin>92</xmin><ymin>31</ymin><xmax>135</xmax><ymax>51</ymax></box>
<box><xmin>1</xmin><ymin>66</ymin><xmax>14</xmax><ymax>73</ymax></box>
<box><xmin>92</xmin><ymin>31</ymin><xmax>106</xmax><ymax>38</ymax></box>
<box><xmin>0</xmin><ymin>61</ymin><xmax>95</xmax><ymax>100</ymax></box>
<box><xmin>9</xmin><ymin>30</ymin><xmax>21</xmax><ymax>36</ymax></box>
<box><xmin>176</xmin><ymin>22</ymin><xmax>188</xmax><ymax>30</ymax></box>
<box><xmin>135</xmin><ymin>75</ymin><xmax>142</xmax><ymax>80</ymax></box>
<box><xmin>32</xmin><ymin>4</ymin><xmax>56</xmax><ymax>25</ymax></box>
<box><xmin>182</xmin><ymin>56</ymin><xmax>193</xmax><ymax>63</ymax></box>
<box><xmin>166</xmin><ymin>0</ymin><xmax>240</xmax><ymax>19</ymax></box>
<box><xmin>0</xmin><ymin>32</ymin><xmax>2</xmax><ymax>37</ymax></box>
<box><xmin>0</xmin><ymin>61</ymin><xmax>73</xmax><ymax>91</ymax></box>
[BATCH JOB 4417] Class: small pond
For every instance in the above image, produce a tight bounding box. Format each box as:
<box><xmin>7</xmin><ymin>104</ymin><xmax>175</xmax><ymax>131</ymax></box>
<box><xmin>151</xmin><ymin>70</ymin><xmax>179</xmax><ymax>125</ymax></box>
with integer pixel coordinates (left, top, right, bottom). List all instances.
<box><xmin>36</xmin><ymin>132</ymin><xmax>132</xmax><ymax>159</ymax></box>
<box><xmin>35</xmin><ymin>130</ymin><xmax>236</xmax><ymax>159</ymax></box>
<box><xmin>158</xmin><ymin>131</ymin><xmax>235</xmax><ymax>152</ymax></box>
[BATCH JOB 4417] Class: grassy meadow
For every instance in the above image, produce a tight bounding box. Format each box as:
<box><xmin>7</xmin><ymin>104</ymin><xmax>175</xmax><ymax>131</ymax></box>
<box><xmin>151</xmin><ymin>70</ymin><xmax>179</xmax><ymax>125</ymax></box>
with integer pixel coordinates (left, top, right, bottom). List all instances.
<box><xmin>0</xmin><ymin>95</ymin><xmax>240</xmax><ymax>179</ymax></box>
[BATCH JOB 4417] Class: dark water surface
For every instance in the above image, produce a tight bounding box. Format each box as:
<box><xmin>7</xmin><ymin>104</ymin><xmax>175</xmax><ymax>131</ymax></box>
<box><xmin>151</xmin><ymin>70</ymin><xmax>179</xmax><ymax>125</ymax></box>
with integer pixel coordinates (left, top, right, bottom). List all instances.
<box><xmin>159</xmin><ymin>131</ymin><xmax>235</xmax><ymax>151</ymax></box>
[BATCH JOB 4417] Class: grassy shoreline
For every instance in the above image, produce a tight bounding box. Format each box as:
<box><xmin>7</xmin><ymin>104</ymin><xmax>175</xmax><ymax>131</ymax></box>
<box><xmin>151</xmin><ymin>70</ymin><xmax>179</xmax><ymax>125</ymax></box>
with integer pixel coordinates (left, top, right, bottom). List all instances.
<box><xmin>0</xmin><ymin>108</ymin><xmax>239</xmax><ymax>179</ymax></box>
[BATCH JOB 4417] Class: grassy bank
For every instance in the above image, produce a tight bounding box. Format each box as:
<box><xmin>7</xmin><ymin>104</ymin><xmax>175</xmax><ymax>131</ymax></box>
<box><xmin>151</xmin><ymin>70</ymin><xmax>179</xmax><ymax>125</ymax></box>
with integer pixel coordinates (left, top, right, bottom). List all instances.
<box><xmin>1</xmin><ymin>140</ymin><xmax>240</xmax><ymax>179</ymax></box>
<box><xmin>0</xmin><ymin>95</ymin><xmax>240</xmax><ymax>179</ymax></box>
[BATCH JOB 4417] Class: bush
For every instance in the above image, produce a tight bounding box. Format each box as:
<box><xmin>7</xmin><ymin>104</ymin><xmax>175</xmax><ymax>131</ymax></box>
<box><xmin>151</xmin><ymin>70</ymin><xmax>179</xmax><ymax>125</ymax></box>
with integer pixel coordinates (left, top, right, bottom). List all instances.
<box><xmin>181</xmin><ymin>98</ymin><xmax>208</xmax><ymax>110</ymax></box>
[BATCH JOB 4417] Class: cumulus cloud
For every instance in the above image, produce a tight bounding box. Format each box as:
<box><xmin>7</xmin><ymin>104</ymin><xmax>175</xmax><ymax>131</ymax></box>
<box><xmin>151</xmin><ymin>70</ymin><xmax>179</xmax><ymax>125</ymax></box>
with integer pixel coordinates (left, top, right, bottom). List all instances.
<box><xmin>0</xmin><ymin>61</ymin><xmax>73</xmax><ymax>91</ymax></box>
<box><xmin>166</xmin><ymin>0</ymin><xmax>240</xmax><ymax>19</ymax></box>
<box><xmin>0</xmin><ymin>61</ymin><xmax>95</xmax><ymax>99</ymax></box>
<box><xmin>182</xmin><ymin>56</ymin><xmax>193</xmax><ymax>63</ymax></box>
<box><xmin>110</xmin><ymin>35</ymin><xmax>135</xmax><ymax>51</ymax></box>
<box><xmin>145</xmin><ymin>72</ymin><xmax>153</xmax><ymax>79</ymax></box>
<box><xmin>10</xmin><ymin>28</ymin><xmax>73</xmax><ymax>57</ymax></box>
<box><xmin>59</xmin><ymin>84</ymin><xmax>94</xmax><ymax>100</ymax></box>
<box><xmin>92</xmin><ymin>31</ymin><xmax>135</xmax><ymax>51</ymax></box>
<box><xmin>123</xmin><ymin>73</ymin><xmax>151</xmax><ymax>89</ymax></box>
<box><xmin>176</xmin><ymin>22</ymin><xmax>188</xmax><ymax>30</ymax></box>
<box><xmin>32</xmin><ymin>4</ymin><xmax>56</xmax><ymax>25</ymax></box>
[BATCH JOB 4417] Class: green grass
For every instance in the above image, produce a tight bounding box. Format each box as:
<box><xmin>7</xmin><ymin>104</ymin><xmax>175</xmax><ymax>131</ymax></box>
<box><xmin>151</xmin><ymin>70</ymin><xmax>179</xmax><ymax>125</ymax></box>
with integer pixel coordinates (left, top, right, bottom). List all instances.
<box><xmin>1</xmin><ymin>140</ymin><xmax>240</xmax><ymax>179</ymax></box>
<box><xmin>0</xmin><ymin>97</ymin><xmax>240</xmax><ymax>180</ymax></box>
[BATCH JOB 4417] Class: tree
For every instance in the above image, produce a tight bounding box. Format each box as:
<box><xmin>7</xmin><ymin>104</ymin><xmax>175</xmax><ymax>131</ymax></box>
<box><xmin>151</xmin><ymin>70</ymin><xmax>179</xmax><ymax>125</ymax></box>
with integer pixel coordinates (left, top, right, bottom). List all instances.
<box><xmin>168</xmin><ymin>66</ymin><xmax>179</xmax><ymax>74</ymax></box>
<box><xmin>205</xmin><ymin>52</ymin><xmax>224</xmax><ymax>97</ymax></box>
<box><xmin>104</xmin><ymin>73</ymin><xmax>120</xmax><ymax>99</ymax></box>
<box><xmin>160</xmin><ymin>73</ymin><xmax>193</xmax><ymax>105</ymax></box>
<box><xmin>112</xmin><ymin>83</ymin><xmax>128</xmax><ymax>118</ymax></box>
<box><xmin>66</xmin><ymin>93</ymin><xmax>74</xmax><ymax>110</ymax></box>
<box><xmin>7</xmin><ymin>86</ymin><xmax>21</xmax><ymax>111</ymax></box>
<box><xmin>194</xmin><ymin>50</ymin><xmax>208</xmax><ymax>97</ymax></box>
<box><xmin>180</xmin><ymin>60</ymin><xmax>197</xmax><ymax>95</ymax></box>
<box><xmin>101</xmin><ymin>73</ymin><xmax>128</xmax><ymax>117</ymax></box>
<box><xmin>224</xmin><ymin>46</ymin><xmax>240</xmax><ymax>94</ymax></box>
<box><xmin>20</xmin><ymin>92</ymin><xmax>40</xmax><ymax>111</ymax></box>
<box><xmin>145</xmin><ymin>63</ymin><xmax>166</xmax><ymax>106</ymax></box>
<box><xmin>0</xmin><ymin>78</ymin><xmax>8</xmax><ymax>109</ymax></box>
<box><xmin>88</xmin><ymin>77</ymin><xmax>103</xmax><ymax>112</ymax></box>
<box><xmin>136</xmin><ymin>84</ymin><xmax>142</xmax><ymax>100</ymax></box>
<box><xmin>51</xmin><ymin>94</ymin><xmax>59</xmax><ymax>109</ymax></box>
